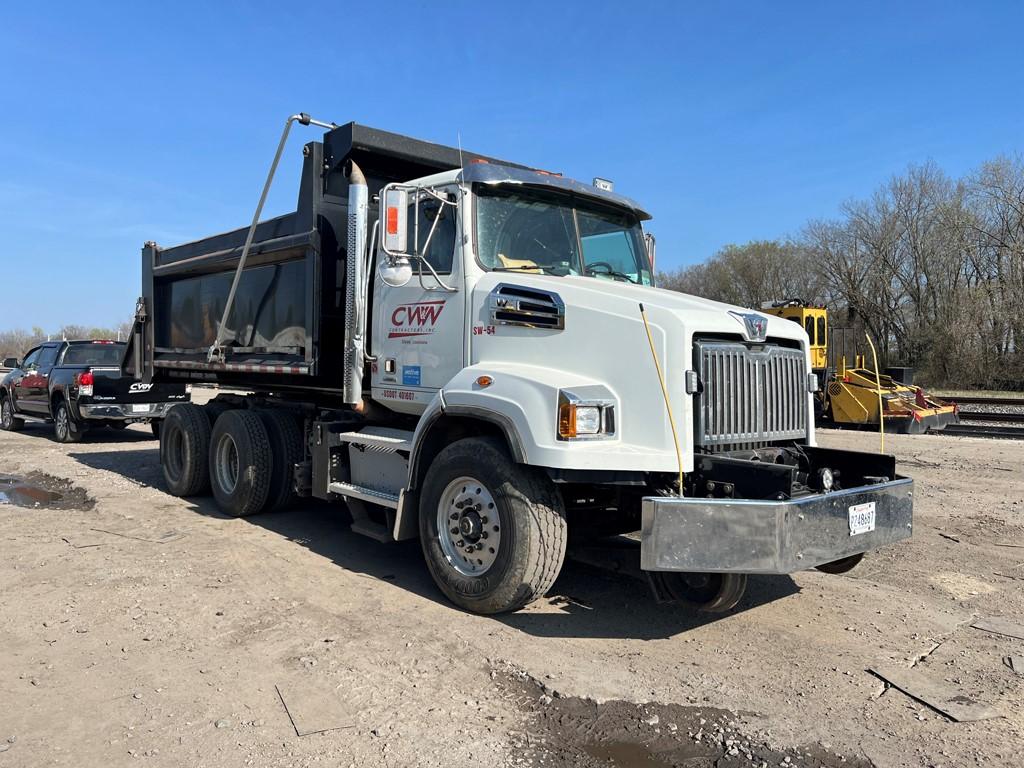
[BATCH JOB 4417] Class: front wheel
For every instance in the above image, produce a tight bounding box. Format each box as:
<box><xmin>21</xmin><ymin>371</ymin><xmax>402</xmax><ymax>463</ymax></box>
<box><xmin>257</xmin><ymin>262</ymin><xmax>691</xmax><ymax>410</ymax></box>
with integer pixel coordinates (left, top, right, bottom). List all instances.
<box><xmin>0</xmin><ymin>397</ymin><xmax>24</xmax><ymax>432</ymax></box>
<box><xmin>53</xmin><ymin>400</ymin><xmax>84</xmax><ymax>443</ymax></box>
<box><xmin>419</xmin><ymin>436</ymin><xmax>567</xmax><ymax>614</ymax></box>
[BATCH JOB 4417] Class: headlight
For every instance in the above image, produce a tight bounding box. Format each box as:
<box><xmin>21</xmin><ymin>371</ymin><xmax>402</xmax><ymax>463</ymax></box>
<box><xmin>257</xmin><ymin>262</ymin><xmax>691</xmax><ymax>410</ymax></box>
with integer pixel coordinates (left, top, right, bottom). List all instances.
<box><xmin>557</xmin><ymin>388</ymin><xmax>616</xmax><ymax>440</ymax></box>
<box><xmin>574</xmin><ymin>406</ymin><xmax>601</xmax><ymax>435</ymax></box>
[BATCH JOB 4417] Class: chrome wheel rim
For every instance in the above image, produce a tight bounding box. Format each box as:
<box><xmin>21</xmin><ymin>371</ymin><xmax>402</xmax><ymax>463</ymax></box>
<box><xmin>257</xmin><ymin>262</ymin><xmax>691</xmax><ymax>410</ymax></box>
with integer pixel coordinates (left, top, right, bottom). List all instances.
<box><xmin>437</xmin><ymin>476</ymin><xmax>500</xmax><ymax>577</ymax></box>
<box><xmin>214</xmin><ymin>433</ymin><xmax>239</xmax><ymax>493</ymax></box>
<box><xmin>1</xmin><ymin>400</ymin><xmax>10</xmax><ymax>428</ymax></box>
<box><xmin>56</xmin><ymin>407</ymin><xmax>68</xmax><ymax>440</ymax></box>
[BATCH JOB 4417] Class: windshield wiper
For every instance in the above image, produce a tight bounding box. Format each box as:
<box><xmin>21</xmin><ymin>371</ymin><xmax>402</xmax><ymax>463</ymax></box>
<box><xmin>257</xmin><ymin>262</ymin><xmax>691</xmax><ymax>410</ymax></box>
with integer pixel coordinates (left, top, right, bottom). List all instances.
<box><xmin>585</xmin><ymin>266</ymin><xmax>638</xmax><ymax>284</ymax></box>
<box><xmin>492</xmin><ymin>265</ymin><xmax>549</xmax><ymax>273</ymax></box>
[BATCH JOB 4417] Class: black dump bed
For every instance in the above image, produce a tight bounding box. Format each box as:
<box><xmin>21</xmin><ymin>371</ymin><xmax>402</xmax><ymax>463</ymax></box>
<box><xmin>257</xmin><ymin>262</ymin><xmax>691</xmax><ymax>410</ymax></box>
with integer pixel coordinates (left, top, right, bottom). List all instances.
<box><xmin>123</xmin><ymin>122</ymin><xmax>522</xmax><ymax>395</ymax></box>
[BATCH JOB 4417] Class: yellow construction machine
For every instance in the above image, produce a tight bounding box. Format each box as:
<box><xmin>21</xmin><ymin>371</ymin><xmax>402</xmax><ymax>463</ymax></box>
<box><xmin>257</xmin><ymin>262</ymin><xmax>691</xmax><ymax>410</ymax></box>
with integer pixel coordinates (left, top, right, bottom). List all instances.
<box><xmin>763</xmin><ymin>300</ymin><xmax>958</xmax><ymax>433</ymax></box>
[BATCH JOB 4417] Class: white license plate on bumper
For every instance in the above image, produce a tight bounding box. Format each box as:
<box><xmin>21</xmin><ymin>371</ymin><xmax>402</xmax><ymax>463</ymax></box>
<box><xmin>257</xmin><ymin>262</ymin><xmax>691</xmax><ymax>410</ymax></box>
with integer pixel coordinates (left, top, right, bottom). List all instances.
<box><xmin>848</xmin><ymin>502</ymin><xmax>876</xmax><ymax>535</ymax></box>
<box><xmin>131</xmin><ymin>404</ymin><xmax>151</xmax><ymax>414</ymax></box>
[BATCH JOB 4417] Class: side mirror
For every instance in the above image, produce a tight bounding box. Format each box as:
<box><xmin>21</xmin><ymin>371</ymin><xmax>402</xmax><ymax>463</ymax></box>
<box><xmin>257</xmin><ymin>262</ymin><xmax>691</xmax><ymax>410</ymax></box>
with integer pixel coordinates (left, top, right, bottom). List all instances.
<box><xmin>3</xmin><ymin>358</ymin><xmax>19</xmax><ymax>369</ymax></box>
<box><xmin>644</xmin><ymin>232</ymin><xmax>656</xmax><ymax>272</ymax></box>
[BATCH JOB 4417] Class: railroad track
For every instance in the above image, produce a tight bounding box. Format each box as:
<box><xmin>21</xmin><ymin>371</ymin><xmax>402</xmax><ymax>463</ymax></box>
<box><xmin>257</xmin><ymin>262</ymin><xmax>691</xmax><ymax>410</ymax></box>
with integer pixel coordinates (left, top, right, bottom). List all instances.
<box><xmin>943</xmin><ymin>395</ymin><xmax>1024</xmax><ymax>407</ymax></box>
<box><xmin>956</xmin><ymin>410</ymin><xmax>1024</xmax><ymax>424</ymax></box>
<box><xmin>931</xmin><ymin>423</ymin><xmax>1024</xmax><ymax>440</ymax></box>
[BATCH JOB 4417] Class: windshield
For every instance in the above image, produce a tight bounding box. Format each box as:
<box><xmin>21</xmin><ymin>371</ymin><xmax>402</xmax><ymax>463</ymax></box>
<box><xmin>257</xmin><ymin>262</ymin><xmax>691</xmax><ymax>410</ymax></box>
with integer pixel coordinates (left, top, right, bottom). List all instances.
<box><xmin>475</xmin><ymin>185</ymin><xmax>653</xmax><ymax>285</ymax></box>
<box><xmin>62</xmin><ymin>343</ymin><xmax>125</xmax><ymax>366</ymax></box>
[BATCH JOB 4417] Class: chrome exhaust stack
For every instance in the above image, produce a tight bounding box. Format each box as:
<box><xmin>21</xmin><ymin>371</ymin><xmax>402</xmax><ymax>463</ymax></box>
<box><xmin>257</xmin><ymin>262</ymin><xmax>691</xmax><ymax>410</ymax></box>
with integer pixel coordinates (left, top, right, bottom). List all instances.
<box><xmin>343</xmin><ymin>160</ymin><xmax>369</xmax><ymax>405</ymax></box>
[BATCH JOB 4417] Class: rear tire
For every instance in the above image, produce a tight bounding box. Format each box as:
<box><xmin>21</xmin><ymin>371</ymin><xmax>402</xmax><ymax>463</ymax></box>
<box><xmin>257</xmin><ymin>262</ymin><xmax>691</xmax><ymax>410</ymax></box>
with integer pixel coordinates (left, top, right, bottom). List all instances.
<box><xmin>150</xmin><ymin>421</ymin><xmax>161</xmax><ymax>440</ymax></box>
<box><xmin>0</xmin><ymin>396</ymin><xmax>24</xmax><ymax>431</ymax></box>
<box><xmin>419</xmin><ymin>436</ymin><xmax>567</xmax><ymax>614</ymax></box>
<box><xmin>53</xmin><ymin>399</ymin><xmax>84</xmax><ymax>443</ymax></box>
<box><xmin>160</xmin><ymin>404</ymin><xmax>211</xmax><ymax>496</ymax></box>
<box><xmin>658</xmin><ymin>572</ymin><xmax>747</xmax><ymax>612</ymax></box>
<box><xmin>209</xmin><ymin>409</ymin><xmax>272</xmax><ymax>518</ymax></box>
<box><xmin>256</xmin><ymin>409</ymin><xmax>304</xmax><ymax>512</ymax></box>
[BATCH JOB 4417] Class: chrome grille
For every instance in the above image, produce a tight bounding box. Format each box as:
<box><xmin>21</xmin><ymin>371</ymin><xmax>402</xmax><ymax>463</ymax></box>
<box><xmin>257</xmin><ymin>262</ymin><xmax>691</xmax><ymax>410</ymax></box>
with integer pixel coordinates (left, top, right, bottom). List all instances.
<box><xmin>694</xmin><ymin>340</ymin><xmax>808</xmax><ymax>450</ymax></box>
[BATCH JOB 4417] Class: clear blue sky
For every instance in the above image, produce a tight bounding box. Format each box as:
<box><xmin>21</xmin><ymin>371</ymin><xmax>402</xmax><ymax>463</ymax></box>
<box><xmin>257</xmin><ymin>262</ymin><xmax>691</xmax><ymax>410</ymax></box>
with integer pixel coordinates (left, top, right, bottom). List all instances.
<box><xmin>1</xmin><ymin>1</ymin><xmax>1022</xmax><ymax>329</ymax></box>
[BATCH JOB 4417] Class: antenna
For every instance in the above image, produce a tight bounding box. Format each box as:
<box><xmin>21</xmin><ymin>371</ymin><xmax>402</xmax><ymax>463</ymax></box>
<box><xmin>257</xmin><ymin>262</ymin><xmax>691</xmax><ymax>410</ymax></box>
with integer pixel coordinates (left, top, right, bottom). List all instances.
<box><xmin>457</xmin><ymin>131</ymin><xmax>465</xmax><ymax>176</ymax></box>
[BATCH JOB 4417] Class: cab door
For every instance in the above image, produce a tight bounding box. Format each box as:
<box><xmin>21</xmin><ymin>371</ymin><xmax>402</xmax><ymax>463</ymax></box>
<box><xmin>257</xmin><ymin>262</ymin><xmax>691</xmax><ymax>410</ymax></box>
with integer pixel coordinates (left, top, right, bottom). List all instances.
<box><xmin>371</xmin><ymin>186</ymin><xmax>464</xmax><ymax>414</ymax></box>
<box><xmin>22</xmin><ymin>343</ymin><xmax>61</xmax><ymax>412</ymax></box>
<box><xmin>11</xmin><ymin>347</ymin><xmax>43</xmax><ymax>413</ymax></box>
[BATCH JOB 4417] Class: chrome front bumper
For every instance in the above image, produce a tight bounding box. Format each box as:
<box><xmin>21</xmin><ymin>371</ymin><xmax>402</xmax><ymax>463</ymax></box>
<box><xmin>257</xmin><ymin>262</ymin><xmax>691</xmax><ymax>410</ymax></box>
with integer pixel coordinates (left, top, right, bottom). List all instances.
<box><xmin>640</xmin><ymin>478</ymin><xmax>913</xmax><ymax>574</ymax></box>
<box><xmin>79</xmin><ymin>402</ymin><xmax>174</xmax><ymax>420</ymax></box>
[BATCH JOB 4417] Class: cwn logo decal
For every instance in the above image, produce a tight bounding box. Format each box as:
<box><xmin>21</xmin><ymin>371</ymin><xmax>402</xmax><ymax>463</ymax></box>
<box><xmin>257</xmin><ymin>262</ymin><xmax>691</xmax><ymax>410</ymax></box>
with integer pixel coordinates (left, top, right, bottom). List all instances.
<box><xmin>129</xmin><ymin>382</ymin><xmax>153</xmax><ymax>393</ymax></box>
<box><xmin>388</xmin><ymin>300</ymin><xmax>446</xmax><ymax>339</ymax></box>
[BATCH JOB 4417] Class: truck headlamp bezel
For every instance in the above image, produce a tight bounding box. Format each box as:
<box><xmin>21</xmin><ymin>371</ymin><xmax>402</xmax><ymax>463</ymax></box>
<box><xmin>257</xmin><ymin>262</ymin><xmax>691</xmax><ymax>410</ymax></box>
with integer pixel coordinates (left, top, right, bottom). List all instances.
<box><xmin>557</xmin><ymin>388</ymin><xmax>617</xmax><ymax>441</ymax></box>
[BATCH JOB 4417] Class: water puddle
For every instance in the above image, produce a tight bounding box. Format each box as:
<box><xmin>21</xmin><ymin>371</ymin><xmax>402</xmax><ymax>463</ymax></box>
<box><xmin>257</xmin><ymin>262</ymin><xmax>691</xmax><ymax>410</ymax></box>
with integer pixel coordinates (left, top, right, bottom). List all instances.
<box><xmin>584</xmin><ymin>741</ymin><xmax>671</xmax><ymax>767</ymax></box>
<box><xmin>0</xmin><ymin>473</ymin><xmax>94</xmax><ymax>510</ymax></box>
<box><xmin>499</xmin><ymin>665</ymin><xmax>869</xmax><ymax>768</ymax></box>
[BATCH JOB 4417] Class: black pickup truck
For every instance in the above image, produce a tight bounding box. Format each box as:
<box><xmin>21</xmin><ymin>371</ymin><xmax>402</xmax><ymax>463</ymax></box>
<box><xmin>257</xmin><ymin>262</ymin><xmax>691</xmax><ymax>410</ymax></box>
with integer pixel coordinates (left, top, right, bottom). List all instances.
<box><xmin>0</xmin><ymin>340</ymin><xmax>190</xmax><ymax>442</ymax></box>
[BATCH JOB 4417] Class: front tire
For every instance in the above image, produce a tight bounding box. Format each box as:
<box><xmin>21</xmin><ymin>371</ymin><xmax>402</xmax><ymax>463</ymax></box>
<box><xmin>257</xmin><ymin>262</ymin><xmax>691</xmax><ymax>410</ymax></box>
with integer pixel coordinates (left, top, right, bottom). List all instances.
<box><xmin>209</xmin><ymin>409</ymin><xmax>272</xmax><ymax>518</ymax></box>
<box><xmin>53</xmin><ymin>400</ymin><xmax>84</xmax><ymax>443</ymax></box>
<box><xmin>419</xmin><ymin>437</ymin><xmax>567</xmax><ymax>614</ymax></box>
<box><xmin>0</xmin><ymin>396</ymin><xmax>24</xmax><ymax>432</ymax></box>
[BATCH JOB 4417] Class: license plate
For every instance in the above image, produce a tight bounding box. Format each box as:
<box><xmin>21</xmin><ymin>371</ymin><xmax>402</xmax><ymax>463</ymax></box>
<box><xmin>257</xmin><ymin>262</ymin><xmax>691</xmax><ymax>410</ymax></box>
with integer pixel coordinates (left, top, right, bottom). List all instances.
<box><xmin>131</xmin><ymin>404</ymin><xmax>150</xmax><ymax>413</ymax></box>
<box><xmin>848</xmin><ymin>502</ymin><xmax>876</xmax><ymax>535</ymax></box>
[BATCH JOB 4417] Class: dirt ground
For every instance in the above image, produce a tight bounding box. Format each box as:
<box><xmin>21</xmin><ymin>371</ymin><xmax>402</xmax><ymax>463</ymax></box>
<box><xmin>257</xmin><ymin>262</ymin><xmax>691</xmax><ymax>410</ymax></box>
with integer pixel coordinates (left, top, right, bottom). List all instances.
<box><xmin>1</xmin><ymin>402</ymin><xmax>1023</xmax><ymax>768</ymax></box>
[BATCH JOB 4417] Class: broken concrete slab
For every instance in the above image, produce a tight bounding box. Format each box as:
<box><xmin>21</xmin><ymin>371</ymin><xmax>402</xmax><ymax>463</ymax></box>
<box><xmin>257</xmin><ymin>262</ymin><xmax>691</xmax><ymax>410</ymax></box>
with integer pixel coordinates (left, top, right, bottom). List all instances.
<box><xmin>276</xmin><ymin>682</ymin><xmax>355</xmax><ymax>737</ymax></box>
<box><xmin>971</xmin><ymin>617</ymin><xmax>1024</xmax><ymax>642</ymax></box>
<box><xmin>869</xmin><ymin>664</ymin><xmax>1002</xmax><ymax>722</ymax></box>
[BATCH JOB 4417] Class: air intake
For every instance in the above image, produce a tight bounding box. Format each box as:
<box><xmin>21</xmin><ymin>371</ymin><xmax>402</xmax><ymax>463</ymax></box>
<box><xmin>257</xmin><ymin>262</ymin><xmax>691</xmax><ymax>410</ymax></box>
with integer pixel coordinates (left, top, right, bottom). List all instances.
<box><xmin>487</xmin><ymin>283</ymin><xmax>565</xmax><ymax>330</ymax></box>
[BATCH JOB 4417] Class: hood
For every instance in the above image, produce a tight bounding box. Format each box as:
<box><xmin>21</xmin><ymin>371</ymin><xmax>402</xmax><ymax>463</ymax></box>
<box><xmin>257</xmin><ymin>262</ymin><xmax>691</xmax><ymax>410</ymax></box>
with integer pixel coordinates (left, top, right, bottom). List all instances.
<box><xmin>480</xmin><ymin>273</ymin><xmax>807</xmax><ymax>345</ymax></box>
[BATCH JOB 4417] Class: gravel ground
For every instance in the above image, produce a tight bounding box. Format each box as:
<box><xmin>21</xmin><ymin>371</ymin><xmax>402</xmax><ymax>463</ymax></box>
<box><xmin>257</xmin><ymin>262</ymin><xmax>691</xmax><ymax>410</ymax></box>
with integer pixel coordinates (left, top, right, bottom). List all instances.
<box><xmin>1</xmin><ymin>408</ymin><xmax>1023</xmax><ymax>767</ymax></box>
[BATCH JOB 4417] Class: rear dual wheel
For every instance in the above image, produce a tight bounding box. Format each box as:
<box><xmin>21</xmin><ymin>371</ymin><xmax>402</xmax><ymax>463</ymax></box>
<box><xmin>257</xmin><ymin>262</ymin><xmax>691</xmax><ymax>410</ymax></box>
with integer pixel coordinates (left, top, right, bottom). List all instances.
<box><xmin>209</xmin><ymin>410</ymin><xmax>272</xmax><ymax>518</ymax></box>
<box><xmin>160</xmin><ymin>403</ymin><xmax>212</xmax><ymax>496</ymax></box>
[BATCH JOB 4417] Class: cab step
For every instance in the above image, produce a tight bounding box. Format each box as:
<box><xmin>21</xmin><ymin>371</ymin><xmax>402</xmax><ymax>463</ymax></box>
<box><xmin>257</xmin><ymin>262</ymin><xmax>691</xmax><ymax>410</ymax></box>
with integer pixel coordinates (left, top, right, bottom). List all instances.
<box><xmin>327</xmin><ymin>481</ymin><xmax>400</xmax><ymax>509</ymax></box>
<box><xmin>334</xmin><ymin>427</ymin><xmax>413</xmax><ymax>453</ymax></box>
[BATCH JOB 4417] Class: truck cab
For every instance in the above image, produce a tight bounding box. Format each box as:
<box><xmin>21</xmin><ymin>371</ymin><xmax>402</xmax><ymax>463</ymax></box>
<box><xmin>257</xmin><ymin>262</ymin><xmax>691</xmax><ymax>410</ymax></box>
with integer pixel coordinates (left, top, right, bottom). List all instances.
<box><xmin>128</xmin><ymin>119</ymin><xmax>913</xmax><ymax>615</ymax></box>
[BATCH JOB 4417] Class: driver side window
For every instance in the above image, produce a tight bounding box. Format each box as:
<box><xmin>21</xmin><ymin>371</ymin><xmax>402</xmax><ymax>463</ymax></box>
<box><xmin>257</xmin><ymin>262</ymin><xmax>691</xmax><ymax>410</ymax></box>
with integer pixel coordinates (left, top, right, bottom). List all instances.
<box><xmin>408</xmin><ymin>196</ymin><xmax>456</xmax><ymax>275</ymax></box>
<box><xmin>21</xmin><ymin>348</ymin><xmax>42</xmax><ymax>370</ymax></box>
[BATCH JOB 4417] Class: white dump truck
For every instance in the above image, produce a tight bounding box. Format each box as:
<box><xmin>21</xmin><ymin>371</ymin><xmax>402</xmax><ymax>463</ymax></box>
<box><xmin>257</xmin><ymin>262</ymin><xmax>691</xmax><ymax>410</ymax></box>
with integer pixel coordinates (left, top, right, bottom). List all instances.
<box><xmin>124</xmin><ymin>115</ymin><xmax>913</xmax><ymax>614</ymax></box>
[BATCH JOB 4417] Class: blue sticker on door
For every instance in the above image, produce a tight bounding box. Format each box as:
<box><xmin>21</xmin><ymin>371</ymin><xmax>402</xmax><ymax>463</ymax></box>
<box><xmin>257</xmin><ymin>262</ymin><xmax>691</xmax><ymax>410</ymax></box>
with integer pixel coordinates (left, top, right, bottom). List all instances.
<box><xmin>402</xmin><ymin>366</ymin><xmax>421</xmax><ymax>386</ymax></box>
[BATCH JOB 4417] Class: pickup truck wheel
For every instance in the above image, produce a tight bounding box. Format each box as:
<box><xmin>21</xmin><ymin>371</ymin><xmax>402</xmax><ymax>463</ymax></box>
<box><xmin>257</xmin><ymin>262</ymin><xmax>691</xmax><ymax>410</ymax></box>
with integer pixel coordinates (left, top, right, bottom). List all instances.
<box><xmin>257</xmin><ymin>409</ymin><xmax>303</xmax><ymax>512</ymax></box>
<box><xmin>0</xmin><ymin>397</ymin><xmax>24</xmax><ymax>432</ymax></box>
<box><xmin>150</xmin><ymin>421</ymin><xmax>161</xmax><ymax>440</ymax></box>
<box><xmin>209</xmin><ymin>409</ymin><xmax>271</xmax><ymax>518</ymax></box>
<box><xmin>419</xmin><ymin>436</ymin><xmax>567</xmax><ymax>614</ymax></box>
<box><xmin>53</xmin><ymin>400</ymin><xmax>84</xmax><ymax>443</ymax></box>
<box><xmin>658</xmin><ymin>572</ymin><xmax>747</xmax><ymax>613</ymax></box>
<box><xmin>160</xmin><ymin>404</ymin><xmax>211</xmax><ymax>496</ymax></box>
